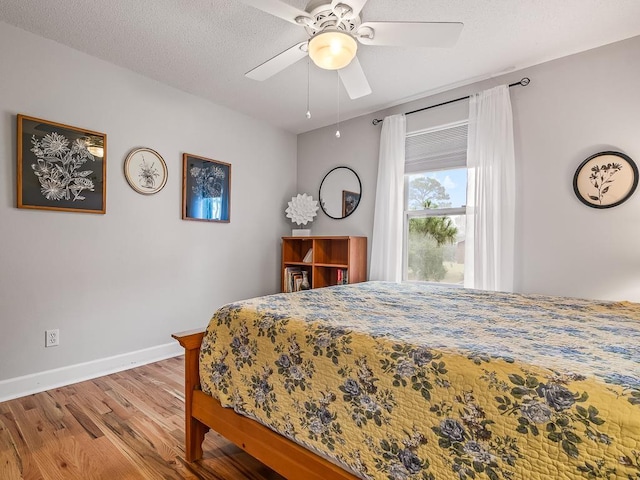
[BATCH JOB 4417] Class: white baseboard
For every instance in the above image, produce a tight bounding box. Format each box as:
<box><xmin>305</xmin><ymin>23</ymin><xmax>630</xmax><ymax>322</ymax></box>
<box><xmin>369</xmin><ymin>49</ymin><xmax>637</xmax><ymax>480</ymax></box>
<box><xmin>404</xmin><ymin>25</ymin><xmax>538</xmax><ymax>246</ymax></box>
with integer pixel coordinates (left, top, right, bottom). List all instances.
<box><xmin>0</xmin><ymin>342</ymin><xmax>184</xmax><ymax>403</ymax></box>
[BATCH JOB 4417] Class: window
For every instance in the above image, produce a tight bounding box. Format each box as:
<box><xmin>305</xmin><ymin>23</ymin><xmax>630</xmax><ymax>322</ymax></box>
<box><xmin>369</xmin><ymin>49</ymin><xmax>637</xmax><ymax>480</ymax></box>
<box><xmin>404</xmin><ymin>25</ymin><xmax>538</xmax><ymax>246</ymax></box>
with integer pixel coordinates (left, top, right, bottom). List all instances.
<box><xmin>404</xmin><ymin>122</ymin><xmax>468</xmax><ymax>284</ymax></box>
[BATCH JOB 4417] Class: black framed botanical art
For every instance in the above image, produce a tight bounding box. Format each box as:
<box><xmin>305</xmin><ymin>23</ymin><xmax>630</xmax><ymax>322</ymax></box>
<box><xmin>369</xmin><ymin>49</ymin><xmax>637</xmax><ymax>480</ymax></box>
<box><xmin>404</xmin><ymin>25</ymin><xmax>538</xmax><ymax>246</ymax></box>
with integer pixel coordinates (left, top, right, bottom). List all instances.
<box><xmin>182</xmin><ymin>153</ymin><xmax>231</xmax><ymax>222</ymax></box>
<box><xmin>17</xmin><ymin>115</ymin><xmax>107</xmax><ymax>214</ymax></box>
<box><xmin>124</xmin><ymin>147</ymin><xmax>168</xmax><ymax>195</ymax></box>
<box><xmin>573</xmin><ymin>151</ymin><xmax>638</xmax><ymax>209</ymax></box>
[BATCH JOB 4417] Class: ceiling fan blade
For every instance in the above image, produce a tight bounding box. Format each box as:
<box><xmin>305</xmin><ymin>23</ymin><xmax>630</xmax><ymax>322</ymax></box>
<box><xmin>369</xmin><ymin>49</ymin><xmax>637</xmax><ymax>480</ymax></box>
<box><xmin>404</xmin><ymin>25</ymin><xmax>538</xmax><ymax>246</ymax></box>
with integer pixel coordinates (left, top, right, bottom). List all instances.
<box><xmin>357</xmin><ymin>22</ymin><xmax>463</xmax><ymax>47</ymax></box>
<box><xmin>331</xmin><ymin>0</ymin><xmax>369</xmax><ymax>19</ymax></box>
<box><xmin>238</xmin><ymin>0</ymin><xmax>311</xmax><ymax>25</ymax></box>
<box><xmin>245</xmin><ymin>42</ymin><xmax>308</xmax><ymax>81</ymax></box>
<box><xmin>338</xmin><ymin>57</ymin><xmax>371</xmax><ymax>99</ymax></box>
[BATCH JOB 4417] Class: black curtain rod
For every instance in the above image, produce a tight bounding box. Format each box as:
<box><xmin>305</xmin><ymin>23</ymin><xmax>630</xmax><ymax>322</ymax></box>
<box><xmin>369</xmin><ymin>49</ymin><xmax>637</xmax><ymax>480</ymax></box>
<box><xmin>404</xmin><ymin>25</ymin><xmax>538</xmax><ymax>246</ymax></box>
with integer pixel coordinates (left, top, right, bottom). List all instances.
<box><xmin>371</xmin><ymin>77</ymin><xmax>531</xmax><ymax>126</ymax></box>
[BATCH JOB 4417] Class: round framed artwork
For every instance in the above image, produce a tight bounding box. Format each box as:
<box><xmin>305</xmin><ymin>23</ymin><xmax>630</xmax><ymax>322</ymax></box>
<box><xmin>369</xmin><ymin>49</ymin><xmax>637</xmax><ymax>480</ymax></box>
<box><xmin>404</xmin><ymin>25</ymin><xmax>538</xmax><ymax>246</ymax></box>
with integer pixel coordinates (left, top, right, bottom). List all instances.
<box><xmin>573</xmin><ymin>151</ymin><xmax>638</xmax><ymax>209</ymax></box>
<box><xmin>124</xmin><ymin>148</ymin><xmax>168</xmax><ymax>195</ymax></box>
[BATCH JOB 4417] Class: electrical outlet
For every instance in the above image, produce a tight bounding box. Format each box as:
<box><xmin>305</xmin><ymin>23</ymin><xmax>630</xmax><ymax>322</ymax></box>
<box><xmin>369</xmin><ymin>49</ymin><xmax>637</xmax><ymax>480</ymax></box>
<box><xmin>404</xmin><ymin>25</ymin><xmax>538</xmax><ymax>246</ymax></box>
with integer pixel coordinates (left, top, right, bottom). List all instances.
<box><xmin>45</xmin><ymin>329</ymin><xmax>59</xmax><ymax>347</ymax></box>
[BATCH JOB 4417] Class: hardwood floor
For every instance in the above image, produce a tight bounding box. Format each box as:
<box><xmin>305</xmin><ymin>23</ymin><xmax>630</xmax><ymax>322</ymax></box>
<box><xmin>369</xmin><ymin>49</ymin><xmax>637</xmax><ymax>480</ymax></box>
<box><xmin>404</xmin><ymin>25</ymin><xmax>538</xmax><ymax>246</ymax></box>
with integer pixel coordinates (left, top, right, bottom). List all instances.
<box><xmin>0</xmin><ymin>356</ymin><xmax>285</xmax><ymax>480</ymax></box>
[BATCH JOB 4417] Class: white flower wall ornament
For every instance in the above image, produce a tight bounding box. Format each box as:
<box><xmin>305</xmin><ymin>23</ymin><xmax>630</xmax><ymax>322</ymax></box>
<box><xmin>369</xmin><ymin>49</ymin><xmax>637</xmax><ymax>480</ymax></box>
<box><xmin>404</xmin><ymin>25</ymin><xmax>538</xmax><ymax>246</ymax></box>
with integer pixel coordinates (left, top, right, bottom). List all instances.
<box><xmin>285</xmin><ymin>193</ymin><xmax>319</xmax><ymax>226</ymax></box>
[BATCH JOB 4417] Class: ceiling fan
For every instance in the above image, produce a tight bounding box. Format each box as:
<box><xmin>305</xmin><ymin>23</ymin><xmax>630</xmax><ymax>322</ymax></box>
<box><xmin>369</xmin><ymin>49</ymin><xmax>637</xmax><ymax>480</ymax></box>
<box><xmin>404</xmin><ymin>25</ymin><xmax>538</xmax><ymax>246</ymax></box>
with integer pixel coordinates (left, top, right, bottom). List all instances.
<box><xmin>240</xmin><ymin>0</ymin><xmax>463</xmax><ymax>99</ymax></box>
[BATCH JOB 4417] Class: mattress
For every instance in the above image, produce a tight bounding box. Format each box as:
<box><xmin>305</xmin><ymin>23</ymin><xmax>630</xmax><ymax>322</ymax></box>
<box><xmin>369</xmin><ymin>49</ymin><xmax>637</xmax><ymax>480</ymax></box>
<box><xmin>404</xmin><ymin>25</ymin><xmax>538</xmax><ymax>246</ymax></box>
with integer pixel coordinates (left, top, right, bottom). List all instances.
<box><xmin>199</xmin><ymin>281</ymin><xmax>640</xmax><ymax>480</ymax></box>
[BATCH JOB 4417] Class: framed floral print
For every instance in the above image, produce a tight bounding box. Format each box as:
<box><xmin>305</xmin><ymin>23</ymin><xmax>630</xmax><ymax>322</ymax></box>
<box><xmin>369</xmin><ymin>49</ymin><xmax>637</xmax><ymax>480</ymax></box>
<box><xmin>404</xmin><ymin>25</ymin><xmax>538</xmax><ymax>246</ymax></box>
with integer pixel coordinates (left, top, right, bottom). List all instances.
<box><xmin>124</xmin><ymin>147</ymin><xmax>168</xmax><ymax>195</ymax></box>
<box><xmin>182</xmin><ymin>153</ymin><xmax>231</xmax><ymax>222</ymax></box>
<box><xmin>573</xmin><ymin>151</ymin><xmax>638</xmax><ymax>209</ymax></box>
<box><xmin>17</xmin><ymin>115</ymin><xmax>107</xmax><ymax>214</ymax></box>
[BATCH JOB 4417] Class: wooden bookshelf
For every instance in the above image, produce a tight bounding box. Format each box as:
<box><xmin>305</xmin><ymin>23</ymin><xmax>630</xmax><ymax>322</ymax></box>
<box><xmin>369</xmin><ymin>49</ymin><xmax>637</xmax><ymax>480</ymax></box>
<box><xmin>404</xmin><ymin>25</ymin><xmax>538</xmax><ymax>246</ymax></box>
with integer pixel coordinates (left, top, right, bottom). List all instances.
<box><xmin>282</xmin><ymin>236</ymin><xmax>367</xmax><ymax>292</ymax></box>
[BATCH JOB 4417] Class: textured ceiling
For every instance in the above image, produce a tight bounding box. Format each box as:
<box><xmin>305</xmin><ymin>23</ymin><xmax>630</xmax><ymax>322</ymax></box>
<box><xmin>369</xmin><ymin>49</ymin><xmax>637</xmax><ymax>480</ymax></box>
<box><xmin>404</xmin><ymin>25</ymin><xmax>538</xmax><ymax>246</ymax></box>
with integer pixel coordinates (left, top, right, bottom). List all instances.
<box><xmin>1</xmin><ymin>0</ymin><xmax>639</xmax><ymax>134</ymax></box>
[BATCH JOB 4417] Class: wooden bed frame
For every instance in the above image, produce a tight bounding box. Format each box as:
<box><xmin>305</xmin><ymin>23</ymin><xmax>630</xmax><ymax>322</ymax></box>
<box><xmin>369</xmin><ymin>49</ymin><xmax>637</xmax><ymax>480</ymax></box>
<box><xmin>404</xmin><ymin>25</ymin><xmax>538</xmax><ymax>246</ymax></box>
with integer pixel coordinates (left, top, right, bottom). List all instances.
<box><xmin>173</xmin><ymin>329</ymin><xmax>359</xmax><ymax>480</ymax></box>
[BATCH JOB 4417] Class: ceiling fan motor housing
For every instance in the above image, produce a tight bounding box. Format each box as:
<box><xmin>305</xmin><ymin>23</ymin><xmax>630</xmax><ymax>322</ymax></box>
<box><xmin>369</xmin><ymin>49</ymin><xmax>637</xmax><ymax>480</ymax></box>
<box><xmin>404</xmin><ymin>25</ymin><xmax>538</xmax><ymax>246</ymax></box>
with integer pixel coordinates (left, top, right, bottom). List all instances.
<box><xmin>302</xmin><ymin>2</ymin><xmax>362</xmax><ymax>36</ymax></box>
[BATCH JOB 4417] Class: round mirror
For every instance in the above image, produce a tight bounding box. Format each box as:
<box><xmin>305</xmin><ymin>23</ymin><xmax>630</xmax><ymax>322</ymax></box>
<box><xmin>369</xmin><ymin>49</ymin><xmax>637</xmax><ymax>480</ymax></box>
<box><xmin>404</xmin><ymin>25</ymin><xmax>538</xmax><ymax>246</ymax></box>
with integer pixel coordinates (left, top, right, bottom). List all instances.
<box><xmin>319</xmin><ymin>166</ymin><xmax>362</xmax><ymax>219</ymax></box>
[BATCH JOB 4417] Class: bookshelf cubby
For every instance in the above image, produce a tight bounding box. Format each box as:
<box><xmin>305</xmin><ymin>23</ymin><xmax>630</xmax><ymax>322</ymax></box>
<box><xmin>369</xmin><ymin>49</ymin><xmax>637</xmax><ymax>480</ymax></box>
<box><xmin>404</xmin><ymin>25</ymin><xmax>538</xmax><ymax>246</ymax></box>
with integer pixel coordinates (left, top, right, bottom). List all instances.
<box><xmin>281</xmin><ymin>236</ymin><xmax>367</xmax><ymax>292</ymax></box>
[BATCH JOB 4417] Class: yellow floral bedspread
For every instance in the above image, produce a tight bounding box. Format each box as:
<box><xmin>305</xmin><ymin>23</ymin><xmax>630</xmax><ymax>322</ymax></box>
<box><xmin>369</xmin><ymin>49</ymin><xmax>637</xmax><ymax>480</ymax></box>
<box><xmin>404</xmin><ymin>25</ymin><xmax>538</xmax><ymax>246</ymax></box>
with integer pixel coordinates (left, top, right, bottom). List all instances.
<box><xmin>199</xmin><ymin>282</ymin><xmax>640</xmax><ymax>480</ymax></box>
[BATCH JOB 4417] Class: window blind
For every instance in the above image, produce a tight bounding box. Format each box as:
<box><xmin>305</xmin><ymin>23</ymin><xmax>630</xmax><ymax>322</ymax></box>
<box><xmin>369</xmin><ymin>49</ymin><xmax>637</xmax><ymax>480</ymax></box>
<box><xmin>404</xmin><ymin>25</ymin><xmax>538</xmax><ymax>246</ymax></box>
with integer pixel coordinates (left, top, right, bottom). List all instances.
<box><xmin>405</xmin><ymin>122</ymin><xmax>468</xmax><ymax>173</ymax></box>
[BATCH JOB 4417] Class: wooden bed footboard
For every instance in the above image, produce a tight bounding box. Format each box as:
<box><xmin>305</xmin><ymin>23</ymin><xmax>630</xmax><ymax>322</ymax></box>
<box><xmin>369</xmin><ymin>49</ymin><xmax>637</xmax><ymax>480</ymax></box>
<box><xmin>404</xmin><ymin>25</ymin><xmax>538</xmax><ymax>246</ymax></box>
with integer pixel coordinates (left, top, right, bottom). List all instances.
<box><xmin>172</xmin><ymin>329</ymin><xmax>359</xmax><ymax>480</ymax></box>
<box><xmin>171</xmin><ymin>329</ymin><xmax>209</xmax><ymax>462</ymax></box>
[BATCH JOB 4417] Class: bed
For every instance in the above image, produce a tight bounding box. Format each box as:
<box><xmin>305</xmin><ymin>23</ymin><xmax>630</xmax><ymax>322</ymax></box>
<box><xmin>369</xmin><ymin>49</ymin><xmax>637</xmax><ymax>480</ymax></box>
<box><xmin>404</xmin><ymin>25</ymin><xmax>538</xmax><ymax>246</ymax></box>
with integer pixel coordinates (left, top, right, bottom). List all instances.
<box><xmin>173</xmin><ymin>281</ymin><xmax>640</xmax><ymax>480</ymax></box>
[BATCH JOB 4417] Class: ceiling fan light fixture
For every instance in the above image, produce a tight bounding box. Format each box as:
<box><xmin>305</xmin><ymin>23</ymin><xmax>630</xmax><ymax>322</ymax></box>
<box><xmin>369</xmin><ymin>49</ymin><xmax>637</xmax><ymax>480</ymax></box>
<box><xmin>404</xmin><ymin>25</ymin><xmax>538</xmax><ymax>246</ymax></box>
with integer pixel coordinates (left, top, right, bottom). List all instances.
<box><xmin>308</xmin><ymin>30</ymin><xmax>357</xmax><ymax>70</ymax></box>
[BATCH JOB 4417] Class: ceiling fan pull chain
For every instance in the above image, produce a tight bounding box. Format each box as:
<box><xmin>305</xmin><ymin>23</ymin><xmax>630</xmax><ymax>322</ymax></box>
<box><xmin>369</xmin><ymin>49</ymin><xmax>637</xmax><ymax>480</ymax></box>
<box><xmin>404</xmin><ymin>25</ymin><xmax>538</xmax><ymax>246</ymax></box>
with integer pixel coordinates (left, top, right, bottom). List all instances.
<box><xmin>306</xmin><ymin>56</ymin><xmax>312</xmax><ymax>119</ymax></box>
<box><xmin>335</xmin><ymin>72</ymin><xmax>341</xmax><ymax>138</ymax></box>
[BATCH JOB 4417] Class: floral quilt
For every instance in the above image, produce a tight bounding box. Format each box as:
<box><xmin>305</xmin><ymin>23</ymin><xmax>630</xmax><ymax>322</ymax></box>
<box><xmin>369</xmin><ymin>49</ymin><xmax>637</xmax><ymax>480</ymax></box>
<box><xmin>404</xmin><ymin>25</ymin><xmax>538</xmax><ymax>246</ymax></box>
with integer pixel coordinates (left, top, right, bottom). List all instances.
<box><xmin>199</xmin><ymin>282</ymin><xmax>640</xmax><ymax>480</ymax></box>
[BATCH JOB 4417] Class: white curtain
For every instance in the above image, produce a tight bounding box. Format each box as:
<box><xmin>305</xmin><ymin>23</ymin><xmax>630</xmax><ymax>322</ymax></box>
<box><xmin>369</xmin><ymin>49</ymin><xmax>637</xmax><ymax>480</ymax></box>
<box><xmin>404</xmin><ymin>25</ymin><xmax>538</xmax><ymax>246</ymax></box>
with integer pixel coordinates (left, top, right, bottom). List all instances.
<box><xmin>370</xmin><ymin>114</ymin><xmax>406</xmax><ymax>282</ymax></box>
<box><xmin>464</xmin><ymin>85</ymin><xmax>515</xmax><ymax>291</ymax></box>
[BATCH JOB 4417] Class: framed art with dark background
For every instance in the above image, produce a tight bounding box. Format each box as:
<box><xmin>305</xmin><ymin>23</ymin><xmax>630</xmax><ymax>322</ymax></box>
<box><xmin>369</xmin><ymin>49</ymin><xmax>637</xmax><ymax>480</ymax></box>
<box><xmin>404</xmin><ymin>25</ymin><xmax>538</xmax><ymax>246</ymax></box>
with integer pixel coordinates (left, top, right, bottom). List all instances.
<box><xmin>182</xmin><ymin>153</ymin><xmax>231</xmax><ymax>222</ymax></box>
<box><xmin>17</xmin><ymin>115</ymin><xmax>107</xmax><ymax>214</ymax></box>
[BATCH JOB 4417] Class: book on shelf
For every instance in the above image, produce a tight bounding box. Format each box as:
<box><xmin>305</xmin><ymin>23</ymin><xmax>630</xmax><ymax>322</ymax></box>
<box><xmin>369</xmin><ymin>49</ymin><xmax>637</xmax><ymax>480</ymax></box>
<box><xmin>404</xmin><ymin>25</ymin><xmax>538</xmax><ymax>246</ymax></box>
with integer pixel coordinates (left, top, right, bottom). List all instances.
<box><xmin>284</xmin><ymin>266</ymin><xmax>310</xmax><ymax>293</ymax></box>
<box><xmin>336</xmin><ymin>268</ymin><xmax>349</xmax><ymax>285</ymax></box>
<box><xmin>284</xmin><ymin>266</ymin><xmax>299</xmax><ymax>293</ymax></box>
<box><xmin>302</xmin><ymin>248</ymin><xmax>313</xmax><ymax>263</ymax></box>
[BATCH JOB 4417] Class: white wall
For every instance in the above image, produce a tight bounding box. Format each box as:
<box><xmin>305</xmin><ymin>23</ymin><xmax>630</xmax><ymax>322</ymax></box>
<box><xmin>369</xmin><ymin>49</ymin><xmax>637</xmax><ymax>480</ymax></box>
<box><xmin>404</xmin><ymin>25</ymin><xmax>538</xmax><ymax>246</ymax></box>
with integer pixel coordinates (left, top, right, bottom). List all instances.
<box><xmin>0</xmin><ymin>22</ymin><xmax>297</xmax><ymax>387</ymax></box>
<box><xmin>298</xmin><ymin>35</ymin><xmax>640</xmax><ymax>302</ymax></box>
